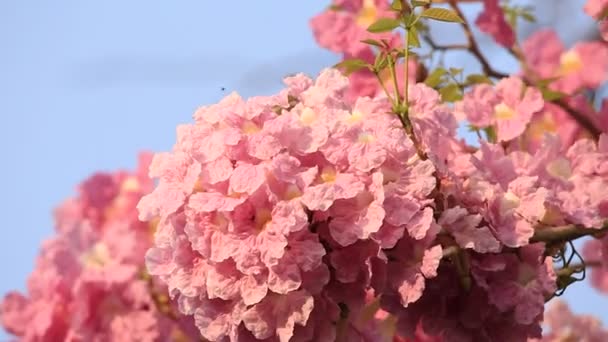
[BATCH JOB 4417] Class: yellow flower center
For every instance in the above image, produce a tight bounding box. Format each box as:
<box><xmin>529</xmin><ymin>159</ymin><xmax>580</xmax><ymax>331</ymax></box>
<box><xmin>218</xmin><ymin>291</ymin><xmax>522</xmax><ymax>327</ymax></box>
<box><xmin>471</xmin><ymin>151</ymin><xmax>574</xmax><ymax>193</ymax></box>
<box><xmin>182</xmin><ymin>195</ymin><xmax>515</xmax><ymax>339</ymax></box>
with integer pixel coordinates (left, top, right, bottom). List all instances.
<box><xmin>320</xmin><ymin>166</ymin><xmax>337</xmax><ymax>183</ymax></box>
<box><xmin>559</xmin><ymin>50</ymin><xmax>583</xmax><ymax>75</ymax></box>
<box><xmin>358</xmin><ymin>131</ymin><xmax>376</xmax><ymax>143</ymax></box>
<box><xmin>81</xmin><ymin>242</ymin><xmax>110</xmax><ymax>268</ymax></box>
<box><xmin>347</xmin><ymin>110</ymin><xmax>365</xmax><ymax>124</ymax></box>
<box><xmin>242</xmin><ymin>120</ymin><xmax>261</xmax><ymax>135</ymax></box>
<box><xmin>255</xmin><ymin>208</ymin><xmax>272</xmax><ymax>231</ymax></box>
<box><xmin>299</xmin><ymin>107</ymin><xmax>317</xmax><ymax>126</ymax></box>
<box><xmin>121</xmin><ymin>176</ymin><xmax>140</xmax><ymax>192</ymax></box>
<box><xmin>356</xmin><ymin>0</ymin><xmax>378</xmax><ymax>28</ymax></box>
<box><xmin>545</xmin><ymin>158</ymin><xmax>572</xmax><ymax>181</ymax></box>
<box><xmin>499</xmin><ymin>191</ymin><xmax>520</xmax><ymax>216</ymax></box>
<box><xmin>494</xmin><ymin>103</ymin><xmax>516</xmax><ymax>120</ymax></box>
<box><xmin>284</xmin><ymin>184</ymin><xmax>303</xmax><ymax>200</ymax></box>
<box><xmin>527</xmin><ymin>113</ymin><xmax>557</xmax><ymax>139</ymax></box>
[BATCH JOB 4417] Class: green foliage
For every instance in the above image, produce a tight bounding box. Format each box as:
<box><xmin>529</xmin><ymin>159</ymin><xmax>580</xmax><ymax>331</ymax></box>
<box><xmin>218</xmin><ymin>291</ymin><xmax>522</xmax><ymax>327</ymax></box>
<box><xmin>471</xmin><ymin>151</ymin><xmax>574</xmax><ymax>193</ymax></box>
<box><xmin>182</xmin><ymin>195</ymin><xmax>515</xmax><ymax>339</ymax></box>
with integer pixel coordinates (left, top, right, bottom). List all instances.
<box><xmin>502</xmin><ymin>4</ymin><xmax>536</xmax><ymax>30</ymax></box>
<box><xmin>411</xmin><ymin>0</ymin><xmax>431</xmax><ymax>7</ymax></box>
<box><xmin>465</xmin><ymin>74</ymin><xmax>493</xmax><ymax>86</ymax></box>
<box><xmin>439</xmin><ymin>83</ymin><xmax>463</xmax><ymax>102</ymax></box>
<box><xmin>367</xmin><ymin>18</ymin><xmax>401</xmax><ymax>33</ymax></box>
<box><xmin>408</xmin><ymin>27</ymin><xmax>421</xmax><ymax>48</ymax></box>
<box><xmin>424</xmin><ymin>67</ymin><xmax>447</xmax><ymax>88</ymax></box>
<box><xmin>360</xmin><ymin>39</ymin><xmax>384</xmax><ymax>48</ymax></box>
<box><xmin>374</xmin><ymin>52</ymin><xmax>389</xmax><ymax>70</ymax></box>
<box><xmin>540</xmin><ymin>88</ymin><xmax>567</xmax><ymax>101</ymax></box>
<box><xmin>334</xmin><ymin>59</ymin><xmax>371</xmax><ymax>75</ymax></box>
<box><xmin>390</xmin><ymin>0</ymin><xmax>403</xmax><ymax>11</ymax></box>
<box><xmin>420</xmin><ymin>8</ymin><xmax>464</xmax><ymax>23</ymax></box>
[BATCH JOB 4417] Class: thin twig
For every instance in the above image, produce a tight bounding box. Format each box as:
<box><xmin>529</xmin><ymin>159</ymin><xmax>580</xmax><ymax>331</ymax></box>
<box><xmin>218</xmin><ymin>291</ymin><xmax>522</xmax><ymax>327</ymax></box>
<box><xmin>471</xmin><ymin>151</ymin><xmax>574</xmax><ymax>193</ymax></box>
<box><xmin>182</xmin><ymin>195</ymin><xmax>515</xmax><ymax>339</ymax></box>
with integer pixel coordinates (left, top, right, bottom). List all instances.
<box><xmin>447</xmin><ymin>0</ymin><xmax>509</xmax><ymax>79</ymax></box>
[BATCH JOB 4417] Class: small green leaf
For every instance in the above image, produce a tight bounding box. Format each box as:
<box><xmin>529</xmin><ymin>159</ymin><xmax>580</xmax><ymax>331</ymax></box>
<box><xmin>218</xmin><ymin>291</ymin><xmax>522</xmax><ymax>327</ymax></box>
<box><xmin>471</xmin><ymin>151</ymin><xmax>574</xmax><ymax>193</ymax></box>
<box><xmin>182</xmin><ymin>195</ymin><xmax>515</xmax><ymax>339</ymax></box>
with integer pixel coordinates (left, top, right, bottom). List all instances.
<box><xmin>424</xmin><ymin>67</ymin><xmax>447</xmax><ymax>88</ymax></box>
<box><xmin>541</xmin><ymin>88</ymin><xmax>566</xmax><ymax>101</ymax></box>
<box><xmin>408</xmin><ymin>27</ymin><xmax>421</xmax><ymax>48</ymax></box>
<box><xmin>374</xmin><ymin>52</ymin><xmax>388</xmax><ymax>70</ymax></box>
<box><xmin>361</xmin><ymin>39</ymin><xmax>384</xmax><ymax>48</ymax></box>
<box><xmin>439</xmin><ymin>83</ymin><xmax>462</xmax><ymax>102</ymax></box>
<box><xmin>367</xmin><ymin>18</ymin><xmax>401</xmax><ymax>33</ymax></box>
<box><xmin>520</xmin><ymin>11</ymin><xmax>536</xmax><ymax>23</ymax></box>
<box><xmin>465</xmin><ymin>74</ymin><xmax>493</xmax><ymax>85</ymax></box>
<box><xmin>483</xmin><ymin>126</ymin><xmax>497</xmax><ymax>143</ymax></box>
<box><xmin>420</xmin><ymin>8</ymin><xmax>464</xmax><ymax>23</ymax></box>
<box><xmin>395</xmin><ymin>49</ymin><xmax>418</xmax><ymax>59</ymax></box>
<box><xmin>449</xmin><ymin>67</ymin><xmax>463</xmax><ymax>76</ymax></box>
<box><xmin>411</xmin><ymin>0</ymin><xmax>430</xmax><ymax>7</ymax></box>
<box><xmin>390</xmin><ymin>0</ymin><xmax>402</xmax><ymax>11</ymax></box>
<box><xmin>334</xmin><ymin>59</ymin><xmax>371</xmax><ymax>75</ymax></box>
<box><xmin>329</xmin><ymin>4</ymin><xmax>342</xmax><ymax>11</ymax></box>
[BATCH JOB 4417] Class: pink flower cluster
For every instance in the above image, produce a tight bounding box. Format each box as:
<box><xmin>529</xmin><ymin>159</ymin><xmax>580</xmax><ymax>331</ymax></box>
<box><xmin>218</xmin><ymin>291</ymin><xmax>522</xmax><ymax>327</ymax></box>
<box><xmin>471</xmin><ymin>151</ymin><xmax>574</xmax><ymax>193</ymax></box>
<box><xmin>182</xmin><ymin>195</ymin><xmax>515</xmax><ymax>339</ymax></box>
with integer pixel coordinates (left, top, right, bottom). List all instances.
<box><xmin>522</xmin><ymin>29</ymin><xmax>608</xmax><ymax>95</ymax></box>
<box><xmin>310</xmin><ymin>0</ymin><xmax>419</xmax><ymax>103</ymax></box>
<box><xmin>475</xmin><ymin>0</ymin><xmax>515</xmax><ymax>48</ymax></box>
<box><xmin>1</xmin><ymin>154</ymin><xmax>198</xmax><ymax>342</ymax></box>
<box><xmin>532</xmin><ymin>300</ymin><xmax>608</xmax><ymax>341</ymax></box>
<box><xmin>139</xmin><ymin>60</ymin><xmax>608</xmax><ymax>340</ymax></box>
<box><xmin>137</xmin><ymin>68</ymin><xmax>441</xmax><ymax>341</ymax></box>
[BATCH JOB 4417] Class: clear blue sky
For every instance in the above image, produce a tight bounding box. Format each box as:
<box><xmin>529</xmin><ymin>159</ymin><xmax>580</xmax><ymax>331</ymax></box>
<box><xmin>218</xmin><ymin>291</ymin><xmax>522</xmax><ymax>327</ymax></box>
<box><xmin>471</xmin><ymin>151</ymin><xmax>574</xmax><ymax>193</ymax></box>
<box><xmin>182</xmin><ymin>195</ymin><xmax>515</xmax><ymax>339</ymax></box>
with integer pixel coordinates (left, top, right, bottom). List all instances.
<box><xmin>0</xmin><ymin>1</ymin><xmax>605</xmax><ymax>339</ymax></box>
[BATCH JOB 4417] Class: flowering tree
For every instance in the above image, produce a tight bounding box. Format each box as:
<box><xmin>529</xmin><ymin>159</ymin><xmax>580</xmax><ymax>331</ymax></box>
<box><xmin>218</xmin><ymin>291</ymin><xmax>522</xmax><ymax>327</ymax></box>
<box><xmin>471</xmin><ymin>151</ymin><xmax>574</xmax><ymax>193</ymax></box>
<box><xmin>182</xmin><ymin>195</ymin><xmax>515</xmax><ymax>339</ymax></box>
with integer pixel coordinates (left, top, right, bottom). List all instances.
<box><xmin>3</xmin><ymin>0</ymin><xmax>608</xmax><ymax>341</ymax></box>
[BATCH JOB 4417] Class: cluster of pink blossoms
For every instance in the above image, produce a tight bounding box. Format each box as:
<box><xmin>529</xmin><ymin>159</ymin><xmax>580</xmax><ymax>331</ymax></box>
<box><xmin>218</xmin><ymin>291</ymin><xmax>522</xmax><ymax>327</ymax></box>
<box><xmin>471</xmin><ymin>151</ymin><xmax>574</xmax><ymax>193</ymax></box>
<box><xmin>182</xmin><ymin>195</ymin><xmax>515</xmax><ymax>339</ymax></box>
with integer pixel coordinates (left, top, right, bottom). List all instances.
<box><xmin>138</xmin><ymin>60</ymin><xmax>608</xmax><ymax>340</ymax></box>
<box><xmin>0</xmin><ymin>154</ymin><xmax>198</xmax><ymax>342</ymax></box>
<box><xmin>531</xmin><ymin>300</ymin><xmax>608</xmax><ymax>341</ymax></box>
<box><xmin>3</xmin><ymin>0</ymin><xmax>608</xmax><ymax>341</ymax></box>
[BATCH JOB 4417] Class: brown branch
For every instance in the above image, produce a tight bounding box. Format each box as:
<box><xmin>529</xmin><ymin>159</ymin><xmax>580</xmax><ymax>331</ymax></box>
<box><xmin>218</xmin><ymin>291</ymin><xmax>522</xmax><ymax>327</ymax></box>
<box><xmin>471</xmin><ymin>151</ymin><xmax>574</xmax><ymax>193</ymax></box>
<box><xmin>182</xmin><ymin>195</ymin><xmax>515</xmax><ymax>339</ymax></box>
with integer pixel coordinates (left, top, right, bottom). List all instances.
<box><xmin>447</xmin><ymin>0</ymin><xmax>509</xmax><ymax>79</ymax></box>
<box><xmin>531</xmin><ymin>222</ymin><xmax>608</xmax><ymax>244</ymax></box>
<box><xmin>557</xmin><ymin>99</ymin><xmax>602</xmax><ymax>139</ymax></box>
<box><xmin>556</xmin><ymin>260</ymin><xmax>602</xmax><ymax>277</ymax></box>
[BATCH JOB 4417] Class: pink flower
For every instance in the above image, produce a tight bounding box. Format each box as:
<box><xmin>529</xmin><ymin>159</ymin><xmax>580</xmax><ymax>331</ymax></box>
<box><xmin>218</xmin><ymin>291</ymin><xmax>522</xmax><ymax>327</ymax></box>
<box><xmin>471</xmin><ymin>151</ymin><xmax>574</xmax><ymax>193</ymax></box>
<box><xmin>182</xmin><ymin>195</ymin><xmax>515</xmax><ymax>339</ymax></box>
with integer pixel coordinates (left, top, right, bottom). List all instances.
<box><xmin>471</xmin><ymin>243</ymin><xmax>556</xmax><ymax>325</ymax></box>
<box><xmin>539</xmin><ymin>300</ymin><xmax>608</xmax><ymax>341</ymax></box>
<box><xmin>439</xmin><ymin>207</ymin><xmax>500</xmax><ymax>253</ymax></box>
<box><xmin>584</xmin><ymin>0</ymin><xmax>608</xmax><ymax>18</ymax></box>
<box><xmin>475</xmin><ymin>0</ymin><xmax>516</xmax><ymax>47</ymax></box>
<box><xmin>1</xmin><ymin>154</ymin><xmax>198</xmax><ymax>342</ymax></box>
<box><xmin>310</xmin><ymin>0</ymin><xmax>397</xmax><ymax>54</ymax></box>
<box><xmin>486</xmin><ymin>176</ymin><xmax>551</xmax><ymax>247</ymax></box>
<box><xmin>522</xmin><ymin>29</ymin><xmax>608</xmax><ymax>94</ymax></box>
<box><xmin>456</xmin><ymin>77</ymin><xmax>544</xmax><ymax>142</ymax></box>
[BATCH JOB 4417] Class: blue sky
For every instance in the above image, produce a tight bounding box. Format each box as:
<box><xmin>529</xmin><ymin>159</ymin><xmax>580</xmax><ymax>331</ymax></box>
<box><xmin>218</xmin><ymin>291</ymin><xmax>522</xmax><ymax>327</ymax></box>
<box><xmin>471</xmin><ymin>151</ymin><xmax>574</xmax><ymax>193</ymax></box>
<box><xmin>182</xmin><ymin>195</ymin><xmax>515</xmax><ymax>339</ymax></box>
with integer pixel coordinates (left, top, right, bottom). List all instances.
<box><xmin>0</xmin><ymin>0</ymin><xmax>605</xmax><ymax>339</ymax></box>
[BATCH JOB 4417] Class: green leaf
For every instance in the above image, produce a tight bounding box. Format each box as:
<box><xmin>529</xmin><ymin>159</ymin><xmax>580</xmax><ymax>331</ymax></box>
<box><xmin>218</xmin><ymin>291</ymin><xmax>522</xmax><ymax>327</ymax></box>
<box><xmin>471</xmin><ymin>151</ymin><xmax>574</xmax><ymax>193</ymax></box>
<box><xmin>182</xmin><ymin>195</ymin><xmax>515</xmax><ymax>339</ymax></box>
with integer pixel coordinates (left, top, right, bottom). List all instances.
<box><xmin>411</xmin><ymin>0</ymin><xmax>431</xmax><ymax>7</ymax></box>
<box><xmin>420</xmin><ymin>8</ymin><xmax>464</xmax><ymax>23</ymax></box>
<box><xmin>465</xmin><ymin>74</ymin><xmax>493</xmax><ymax>85</ymax></box>
<box><xmin>367</xmin><ymin>18</ymin><xmax>401</xmax><ymax>33</ymax></box>
<box><xmin>408</xmin><ymin>27</ymin><xmax>421</xmax><ymax>48</ymax></box>
<box><xmin>360</xmin><ymin>39</ymin><xmax>384</xmax><ymax>48</ymax></box>
<box><xmin>334</xmin><ymin>59</ymin><xmax>371</xmax><ymax>75</ymax></box>
<box><xmin>541</xmin><ymin>88</ymin><xmax>566</xmax><ymax>101</ymax></box>
<box><xmin>374</xmin><ymin>53</ymin><xmax>388</xmax><ymax>70</ymax></box>
<box><xmin>439</xmin><ymin>83</ymin><xmax>462</xmax><ymax>102</ymax></box>
<box><xmin>520</xmin><ymin>11</ymin><xmax>536</xmax><ymax>23</ymax></box>
<box><xmin>449</xmin><ymin>67</ymin><xmax>463</xmax><ymax>76</ymax></box>
<box><xmin>483</xmin><ymin>126</ymin><xmax>497</xmax><ymax>143</ymax></box>
<box><xmin>390</xmin><ymin>0</ymin><xmax>402</xmax><ymax>11</ymax></box>
<box><xmin>424</xmin><ymin>67</ymin><xmax>447</xmax><ymax>88</ymax></box>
